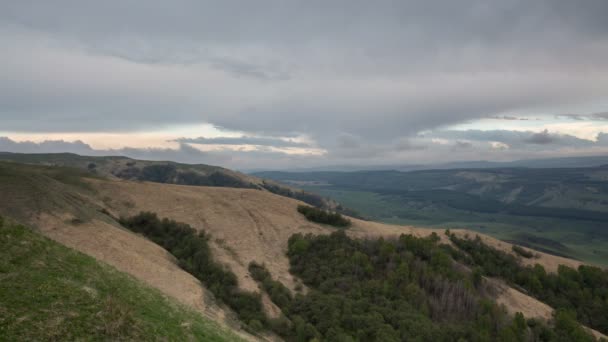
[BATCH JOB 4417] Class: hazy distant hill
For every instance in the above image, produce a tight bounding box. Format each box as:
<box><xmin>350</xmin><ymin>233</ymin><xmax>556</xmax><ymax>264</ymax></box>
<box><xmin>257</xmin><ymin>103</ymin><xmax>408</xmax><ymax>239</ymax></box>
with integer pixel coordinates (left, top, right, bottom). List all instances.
<box><xmin>247</xmin><ymin>155</ymin><xmax>608</xmax><ymax>172</ymax></box>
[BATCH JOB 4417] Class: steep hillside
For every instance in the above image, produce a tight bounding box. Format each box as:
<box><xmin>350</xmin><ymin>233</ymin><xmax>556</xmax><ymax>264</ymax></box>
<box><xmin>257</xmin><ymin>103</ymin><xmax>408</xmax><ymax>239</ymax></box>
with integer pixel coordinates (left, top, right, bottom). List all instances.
<box><xmin>0</xmin><ymin>161</ymin><xmax>258</xmax><ymax>340</ymax></box>
<box><xmin>1</xmin><ymin>161</ymin><xmax>606</xmax><ymax>340</ymax></box>
<box><xmin>0</xmin><ymin>219</ymin><xmax>244</xmax><ymax>341</ymax></box>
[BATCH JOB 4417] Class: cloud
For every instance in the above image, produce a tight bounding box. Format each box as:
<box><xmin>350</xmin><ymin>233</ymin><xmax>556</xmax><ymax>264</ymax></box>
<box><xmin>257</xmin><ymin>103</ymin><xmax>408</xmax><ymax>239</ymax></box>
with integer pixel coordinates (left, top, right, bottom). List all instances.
<box><xmin>0</xmin><ymin>137</ymin><xmax>96</xmax><ymax>155</ymax></box>
<box><xmin>2</xmin><ymin>1</ymin><xmax>608</xmax><ymax>168</ymax></box>
<box><xmin>174</xmin><ymin>136</ymin><xmax>309</xmax><ymax>148</ymax></box>
<box><xmin>0</xmin><ymin>137</ymin><xmax>224</xmax><ymax>164</ymax></box>
<box><xmin>428</xmin><ymin>129</ymin><xmax>596</xmax><ymax>149</ymax></box>
<box><xmin>524</xmin><ymin>129</ymin><xmax>558</xmax><ymax>145</ymax></box>
<box><xmin>394</xmin><ymin>138</ymin><xmax>427</xmax><ymax>151</ymax></box>
<box><xmin>555</xmin><ymin>112</ymin><xmax>608</xmax><ymax>121</ymax></box>
<box><xmin>454</xmin><ymin>140</ymin><xmax>473</xmax><ymax>149</ymax></box>
<box><xmin>1</xmin><ymin>0</ymin><xmax>608</xmax><ymax>144</ymax></box>
<box><xmin>488</xmin><ymin>115</ymin><xmax>530</xmax><ymax>121</ymax></box>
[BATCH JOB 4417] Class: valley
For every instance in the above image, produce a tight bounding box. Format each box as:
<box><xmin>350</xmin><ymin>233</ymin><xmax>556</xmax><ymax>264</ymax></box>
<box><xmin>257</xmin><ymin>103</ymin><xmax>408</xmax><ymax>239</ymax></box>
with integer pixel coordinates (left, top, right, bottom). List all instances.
<box><xmin>255</xmin><ymin>167</ymin><xmax>608</xmax><ymax>266</ymax></box>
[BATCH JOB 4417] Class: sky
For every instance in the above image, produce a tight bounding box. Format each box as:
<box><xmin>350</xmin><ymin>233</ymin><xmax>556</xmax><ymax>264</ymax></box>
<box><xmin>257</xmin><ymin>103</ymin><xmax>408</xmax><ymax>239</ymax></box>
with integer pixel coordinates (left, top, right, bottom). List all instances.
<box><xmin>2</xmin><ymin>0</ymin><xmax>608</xmax><ymax>170</ymax></box>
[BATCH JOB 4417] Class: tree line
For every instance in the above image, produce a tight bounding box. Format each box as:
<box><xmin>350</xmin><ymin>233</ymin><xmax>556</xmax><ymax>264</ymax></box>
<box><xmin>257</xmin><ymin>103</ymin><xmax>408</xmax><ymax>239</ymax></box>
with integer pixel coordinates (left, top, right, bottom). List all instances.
<box><xmin>447</xmin><ymin>232</ymin><xmax>608</xmax><ymax>336</ymax></box>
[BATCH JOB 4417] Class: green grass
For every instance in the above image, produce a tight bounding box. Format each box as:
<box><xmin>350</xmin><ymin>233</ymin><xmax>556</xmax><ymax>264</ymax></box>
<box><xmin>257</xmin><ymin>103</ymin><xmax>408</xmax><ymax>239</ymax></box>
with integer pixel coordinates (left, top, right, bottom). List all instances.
<box><xmin>0</xmin><ymin>161</ymin><xmax>102</xmax><ymax>223</ymax></box>
<box><xmin>0</xmin><ymin>219</ymin><xmax>244</xmax><ymax>341</ymax></box>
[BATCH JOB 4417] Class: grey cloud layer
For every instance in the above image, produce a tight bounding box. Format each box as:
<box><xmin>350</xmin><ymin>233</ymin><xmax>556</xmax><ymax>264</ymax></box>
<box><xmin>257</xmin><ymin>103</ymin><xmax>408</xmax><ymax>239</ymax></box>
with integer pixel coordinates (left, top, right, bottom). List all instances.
<box><xmin>427</xmin><ymin>129</ymin><xmax>599</xmax><ymax>149</ymax></box>
<box><xmin>2</xmin><ymin>0</ymin><xmax>608</xmax><ymax>159</ymax></box>
<box><xmin>3</xmin><ymin>130</ymin><xmax>608</xmax><ymax>170</ymax></box>
<box><xmin>174</xmin><ymin>136</ymin><xmax>310</xmax><ymax>148</ymax></box>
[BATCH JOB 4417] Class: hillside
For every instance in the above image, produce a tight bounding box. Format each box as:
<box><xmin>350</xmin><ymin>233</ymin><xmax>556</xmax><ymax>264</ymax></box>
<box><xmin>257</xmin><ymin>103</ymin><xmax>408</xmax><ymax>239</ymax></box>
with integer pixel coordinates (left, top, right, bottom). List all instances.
<box><xmin>1</xmin><ymin>160</ymin><xmax>606</xmax><ymax>340</ymax></box>
<box><xmin>0</xmin><ymin>218</ymin><xmax>245</xmax><ymax>341</ymax></box>
<box><xmin>255</xmin><ymin>168</ymin><xmax>608</xmax><ymax>265</ymax></box>
<box><xmin>0</xmin><ymin>152</ymin><xmax>334</xmax><ymax>209</ymax></box>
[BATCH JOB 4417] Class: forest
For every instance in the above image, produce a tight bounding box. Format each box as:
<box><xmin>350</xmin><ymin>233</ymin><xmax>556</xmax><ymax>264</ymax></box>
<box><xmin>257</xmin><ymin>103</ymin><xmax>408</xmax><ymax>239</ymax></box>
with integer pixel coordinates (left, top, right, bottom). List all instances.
<box><xmin>119</xmin><ymin>211</ymin><xmax>604</xmax><ymax>341</ymax></box>
<box><xmin>447</xmin><ymin>232</ymin><xmax>608</xmax><ymax>335</ymax></box>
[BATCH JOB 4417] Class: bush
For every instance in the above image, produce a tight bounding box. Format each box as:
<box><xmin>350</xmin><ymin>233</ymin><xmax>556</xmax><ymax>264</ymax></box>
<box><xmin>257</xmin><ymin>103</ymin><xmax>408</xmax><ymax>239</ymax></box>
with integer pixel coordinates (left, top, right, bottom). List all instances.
<box><xmin>512</xmin><ymin>245</ymin><xmax>534</xmax><ymax>258</ymax></box>
<box><xmin>297</xmin><ymin>205</ymin><xmax>351</xmax><ymax>228</ymax></box>
<box><xmin>248</xmin><ymin>262</ymin><xmax>293</xmax><ymax>310</ymax></box>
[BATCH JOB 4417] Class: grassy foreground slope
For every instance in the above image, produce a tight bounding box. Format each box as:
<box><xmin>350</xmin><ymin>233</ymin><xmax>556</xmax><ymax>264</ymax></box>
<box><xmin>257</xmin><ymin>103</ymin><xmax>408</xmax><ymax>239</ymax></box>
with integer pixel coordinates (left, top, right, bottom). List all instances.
<box><xmin>0</xmin><ymin>219</ymin><xmax>243</xmax><ymax>341</ymax></box>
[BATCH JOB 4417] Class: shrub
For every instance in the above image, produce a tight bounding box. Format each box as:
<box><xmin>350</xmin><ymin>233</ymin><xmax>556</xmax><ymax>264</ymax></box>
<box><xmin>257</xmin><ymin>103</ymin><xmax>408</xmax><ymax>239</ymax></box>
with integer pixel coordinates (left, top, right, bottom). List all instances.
<box><xmin>512</xmin><ymin>245</ymin><xmax>534</xmax><ymax>258</ymax></box>
<box><xmin>297</xmin><ymin>205</ymin><xmax>351</xmax><ymax>228</ymax></box>
<box><xmin>248</xmin><ymin>262</ymin><xmax>293</xmax><ymax>310</ymax></box>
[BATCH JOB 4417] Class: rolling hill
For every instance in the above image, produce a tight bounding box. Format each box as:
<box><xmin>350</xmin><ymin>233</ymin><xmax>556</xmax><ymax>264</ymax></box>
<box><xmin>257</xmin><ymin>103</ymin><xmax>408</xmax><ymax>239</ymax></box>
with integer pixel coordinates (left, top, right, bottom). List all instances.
<box><xmin>1</xmin><ymin>158</ymin><xmax>606</xmax><ymax>340</ymax></box>
<box><xmin>0</xmin><ymin>152</ymin><xmax>335</xmax><ymax>210</ymax></box>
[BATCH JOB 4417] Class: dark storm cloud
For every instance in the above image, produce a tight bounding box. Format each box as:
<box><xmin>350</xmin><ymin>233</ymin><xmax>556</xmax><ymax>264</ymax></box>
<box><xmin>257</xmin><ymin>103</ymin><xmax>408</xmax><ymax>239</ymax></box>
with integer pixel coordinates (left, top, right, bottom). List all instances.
<box><xmin>1</xmin><ymin>0</ymin><xmax>608</xmax><ymax>155</ymax></box>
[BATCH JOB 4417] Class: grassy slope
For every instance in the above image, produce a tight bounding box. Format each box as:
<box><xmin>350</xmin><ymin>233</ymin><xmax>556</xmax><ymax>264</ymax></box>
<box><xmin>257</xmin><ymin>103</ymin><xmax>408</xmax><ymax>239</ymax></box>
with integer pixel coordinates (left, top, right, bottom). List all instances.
<box><xmin>0</xmin><ymin>220</ymin><xmax>243</xmax><ymax>341</ymax></box>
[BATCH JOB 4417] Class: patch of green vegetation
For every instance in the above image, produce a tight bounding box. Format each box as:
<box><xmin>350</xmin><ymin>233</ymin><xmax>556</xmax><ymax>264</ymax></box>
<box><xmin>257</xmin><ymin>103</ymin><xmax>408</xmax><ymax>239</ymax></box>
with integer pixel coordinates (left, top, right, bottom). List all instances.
<box><xmin>512</xmin><ymin>245</ymin><xmax>536</xmax><ymax>258</ymax></box>
<box><xmin>248</xmin><ymin>230</ymin><xmax>597</xmax><ymax>341</ymax></box>
<box><xmin>297</xmin><ymin>205</ymin><xmax>351</xmax><ymax>227</ymax></box>
<box><xmin>248</xmin><ymin>262</ymin><xmax>293</xmax><ymax>310</ymax></box>
<box><xmin>448</xmin><ymin>232</ymin><xmax>608</xmax><ymax>335</ymax></box>
<box><xmin>0</xmin><ymin>161</ymin><xmax>103</xmax><ymax>224</ymax></box>
<box><xmin>260</xmin><ymin>181</ymin><xmax>327</xmax><ymax>208</ymax></box>
<box><xmin>0</xmin><ymin>217</ymin><xmax>244</xmax><ymax>341</ymax></box>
